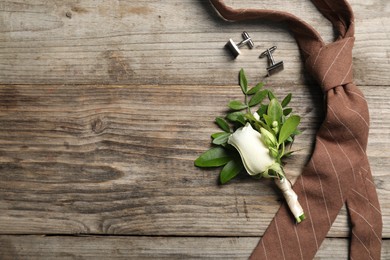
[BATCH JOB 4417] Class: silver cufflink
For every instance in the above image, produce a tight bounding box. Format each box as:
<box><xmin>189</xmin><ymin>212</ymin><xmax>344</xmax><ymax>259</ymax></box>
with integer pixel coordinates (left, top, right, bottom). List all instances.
<box><xmin>225</xmin><ymin>31</ymin><xmax>254</xmax><ymax>58</ymax></box>
<box><xmin>259</xmin><ymin>46</ymin><xmax>284</xmax><ymax>76</ymax></box>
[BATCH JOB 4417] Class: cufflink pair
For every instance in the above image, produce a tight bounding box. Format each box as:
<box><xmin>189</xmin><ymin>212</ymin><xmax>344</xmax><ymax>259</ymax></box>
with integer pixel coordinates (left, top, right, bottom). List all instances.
<box><xmin>226</xmin><ymin>32</ymin><xmax>284</xmax><ymax>76</ymax></box>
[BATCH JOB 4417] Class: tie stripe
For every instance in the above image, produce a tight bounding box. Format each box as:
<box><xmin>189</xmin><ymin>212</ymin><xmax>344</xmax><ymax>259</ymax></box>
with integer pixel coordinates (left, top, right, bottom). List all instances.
<box><xmin>274</xmin><ymin>218</ymin><xmax>286</xmax><ymax>260</ymax></box>
<box><xmin>328</xmin><ymin>105</ymin><xmax>366</xmax><ymax>154</ymax></box>
<box><xmin>318</xmin><ymin>139</ymin><xmax>345</xmax><ymax>203</ymax></box>
<box><xmin>310</xmin><ymin>160</ymin><xmax>332</xmax><ymax>226</ymax></box>
<box><xmin>340</xmin><ymin>62</ymin><xmax>353</xmax><ymax>85</ymax></box>
<box><xmin>260</xmin><ymin>240</ymin><xmax>268</xmax><ymax>260</ymax></box>
<box><xmin>324</xmin><ymin>126</ymin><xmax>356</xmax><ymax>177</ymax></box>
<box><xmin>352</xmin><ymin>230</ymin><xmax>374</xmax><ymax>259</ymax></box>
<box><xmin>320</xmin><ymin>37</ymin><xmax>352</xmax><ymax>86</ymax></box>
<box><xmin>293</xmin><ymin>225</ymin><xmax>304</xmax><ymax>260</ymax></box>
<box><xmin>299</xmin><ymin>176</ymin><xmax>320</xmax><ymax>250</ymax></box>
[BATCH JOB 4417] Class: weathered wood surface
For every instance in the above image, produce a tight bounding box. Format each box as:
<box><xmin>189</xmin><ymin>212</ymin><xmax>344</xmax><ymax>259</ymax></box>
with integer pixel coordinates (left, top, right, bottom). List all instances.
<box><xmin>0</xmin><ymin>0</ymin><xmax>389</xmax><ymax>86</ymax></box>
<box><xmin>0</xmin><ymin>84</ymin><xmax>389</xmax><ymax>254</ymax></box>
<box><xmin>0</xmin><ymin>0</ymin><xmax>389</xmax><ymax>259</ymax></box>
<box><xmin>0</xmin><ymin>235</ymin><xmax>389</xmax><ymax>259</ymax></box>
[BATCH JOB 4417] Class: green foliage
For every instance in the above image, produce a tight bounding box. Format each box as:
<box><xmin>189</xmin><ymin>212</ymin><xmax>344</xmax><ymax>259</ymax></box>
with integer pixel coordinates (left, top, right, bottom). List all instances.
<box><xmin>267</xmin><ymin>98</ymin><xmax>283</xmax><ymax>124</ymax></box>
<box><xmin>257</xmin><ymin>104</ymin><xmax>268</xmax><ymax>119</ymax></box>
<box><xmin>268</xmin><ymin>90</ymin><xmax>276</xmax><ymax>100</ymax></box>
<box><xmin>247</xmin><ymin>82</ymin><xmax>263</xmax><ymax>95</ymax></box>
<box><xmin>279</xmin><ymin>115</ymin><xmax>301</xmax><ymax>144</ymax></box>
<box><xmin>228</xmin><ymin>100</ymin><xmax>247</xmax><ymax>110</ymax></box>
<box><xmin>194</xmin><ymin>147</ymin><xmax>231</xmax><ymax>167</ymax></box>
<box><xmin>220</xmin><ymin>159</ymin><xmax>244</xmax><ymax>184</ymax></box>
<box><xmin>212</xmin><ymin>132</ymin><xmax>230</xmax><ymax>145</ymax></box>
<box><xmin>215</xmin><ymin>117</ymin><xmax>230</xmax><ymax>133</ymax></box>
<box><xmin>239</xmin><ymin>68</ymin><xmax>248</xmax><ymax>94</ymax></box>
<box><xmin>194</xmin><ymin>68</ymin><xmax>301</xmax><ymax>183</ymax></box>
<box><xmin>211</xmin><ymin>132</ymin><xmax>226</xmax><ymax>139</ymax></box>
<box><xmin>248</xmin><ymin>90</ymin><xmax>268</xmax><ymax>107</ymax></box>
<box><xmin>281</xmin><ymin>93</ymin><xmax>292</xmax><ymax>107</ymax></box>
<box><xmin>283</xmin><ymin>107</ymin><xmax>293</xmax><ymax>116</ymax></box>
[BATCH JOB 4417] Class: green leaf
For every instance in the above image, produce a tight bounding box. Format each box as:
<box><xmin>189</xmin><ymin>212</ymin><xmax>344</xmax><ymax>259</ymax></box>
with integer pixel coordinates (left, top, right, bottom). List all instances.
<box><xmin>268</xmin><ymin>90</ymin><xmax>276</xmax><ymax>100</ymax></box>
<box><xmin>269</xmin><ymin>147</ymin><xmax>279</xmax><ymax>158</ymax></box>
<box><xmin>278</xmin><ymin>115</ymin><xmax>301</xmax><ymax>144</ymax></box>
<box><xmin>228</xmin><ymin>100</ymin><xmax>247</xmax><ymax>111</ymax></box>
<box><xmin>227</xmin><ymin>112</ymin><xmax>244</xmax><ymax>122</ymax></box>
<box><xmin>236</xmin><ymin>114</ymin><xmax>247</xmax><ymax>125</ymax></box>
<box><xmin>212</xmin><ymin>132</ymin><xmax>231</xmax><ymax>145</ymax></box>
<box><xmin>220</xmin><ymin>159</ymin><xmax>244</xmax><ymax>184</ymax></box>
<box><xmin>255</xmin><ymin>119</ymin><xmax>271</xmax><ymax>132</ymax></box>
<box><xmin>282</xmin><ymin>150</ymin><xmax>294</xmax><ymax>158</ymax></box>
<box><xmin>248</xmin><ymin>89</ymin><xmax>268</xmax><ymax>107</ymax></box>
<box><xmin>267</xmin><ymin>98</ymin><xmax>283</xmax><ymax>123</ymax></box>
<box><xmin>293</xmin><ymin>129</ymin><xmax>302</xmax><ymax>135</ymax></box>
<box><xmin>263</xmin><ymin>114</ymin><xmax>273</xmax><ymax>127</ymax></box>
<box><xmin>256</xmin><ymin>104</ymin><xmax>268</xmax><ymax>118</ymax></box>
<box><xmin>211</xmin><ymin>132</ymin><xmax>226</xmax><ymax>139</ymax></box>
<box><xmin>239</xmin><ymin>68</ymin><xmax>248</xmax><ymax>94</ymax></box>
<box><xmin>244</xmin><ymin>112</ymin><xmax>256</xmax><ymax>121</ymax></box>
<box><xmin>226</xmin><ymin>112</ymin><xmax>247</xmax><ymax>125</ymax></box>
<box><xmin>194</xmin><ymin>147</ymin><xmax>231</xmax><ymax>167</ymax></box>
<box><xmin>247</xmin><ymin>82</ymin><xmax>264</xmax><ymax>95</ymax></box>
<box><xmin>283</xmin><ymin>108</ymin><xmax>293</xmax><ymax>116</ymax></box>
<box><xmin>281</xmin><ymin>93</ymin><xmax>292</xmax><ymax>108</ymax></box>
<box><xmin>215</xmin><ymin>117</ymin><xmax>230</xmax><ymax>133</ymax></box>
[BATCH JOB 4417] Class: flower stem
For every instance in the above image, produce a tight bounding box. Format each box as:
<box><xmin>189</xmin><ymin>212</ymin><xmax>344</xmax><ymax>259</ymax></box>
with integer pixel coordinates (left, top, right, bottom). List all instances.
<box><xmin>245</xmin><ymin>94</ymin><xmax>251</xmax><ymax>114</ymax></box>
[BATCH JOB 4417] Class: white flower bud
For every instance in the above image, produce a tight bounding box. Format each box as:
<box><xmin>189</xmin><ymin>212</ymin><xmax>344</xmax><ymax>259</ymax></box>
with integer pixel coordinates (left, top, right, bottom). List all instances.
<box><xmin>253</xmin><ymin>112</ymin><xmax>260</xmax><ymax>121</ymax></box>
<box><xmin>272</xmin><ymin>121</ymin><xmax>279</xmax><ymax>133</ymax></box>
<box><xmin>228</xmin><ymin>123</ymin><xmax>275</xmax><ymax>176</ymax></box>
<box><xmin>260</xmin><ymin>127</ymin><xmax>277</xmax><ymax>147</ymax></box>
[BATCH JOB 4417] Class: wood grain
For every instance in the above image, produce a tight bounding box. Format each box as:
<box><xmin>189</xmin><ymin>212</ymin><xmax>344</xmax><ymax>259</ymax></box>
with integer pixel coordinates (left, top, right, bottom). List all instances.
<box><xmin>0</xmin><ymin>235</ymin><xmax>389</xmax><ymax>259</ymax></box>
<box><xmin>0</xmin><ymin>0</ymin><xmax>388</xmax><ymax>86</ymax></box>
<box><xmin>0</xmin><ymin>84</ymin><xmax>388</xmax><ymax>238</ymax></box>
<box><xmin>0</xmin><ymin>0</ymin><xmax>389</xmax><ymax>258</ymax></box>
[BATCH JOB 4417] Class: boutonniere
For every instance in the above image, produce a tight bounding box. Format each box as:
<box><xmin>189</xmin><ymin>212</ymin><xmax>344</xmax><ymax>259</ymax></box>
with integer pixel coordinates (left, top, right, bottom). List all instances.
<box><xmin>195</xmin><ymin>69</ymin><xmax>305</xmax><ymax>223</ymax></box>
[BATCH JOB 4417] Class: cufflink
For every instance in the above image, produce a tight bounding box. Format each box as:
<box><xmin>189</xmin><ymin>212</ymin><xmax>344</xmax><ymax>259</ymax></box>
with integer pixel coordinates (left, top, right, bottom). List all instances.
<box><xmin>225</xmin><ymin>31</ymin><xmax>254</xmax><ymax>58</ymax></box>
<box><xmin>259</xmin><ymin>46</ymin><xmax>284</xmax><ymax>76</ymax></box>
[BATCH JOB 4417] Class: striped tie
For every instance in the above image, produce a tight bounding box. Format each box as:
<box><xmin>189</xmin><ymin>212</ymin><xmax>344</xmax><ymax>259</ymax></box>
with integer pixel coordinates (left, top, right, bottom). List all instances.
<box><xmin>209</xmin><ymin>1</ymin><xmax>382</xmax><ymax>259</ymax></box>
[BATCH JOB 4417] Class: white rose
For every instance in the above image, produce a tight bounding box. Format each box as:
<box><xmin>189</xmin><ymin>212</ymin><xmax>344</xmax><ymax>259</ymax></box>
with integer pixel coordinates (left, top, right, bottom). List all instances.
<box><xmin>228</xmin><ymin>123</ymin><xmax>275</xmax><ymax>176</ymax></box>
<box><xmin>228</xmin><ymin>123</ymin><xmax>305</xmax><ymax>222</ymax></box>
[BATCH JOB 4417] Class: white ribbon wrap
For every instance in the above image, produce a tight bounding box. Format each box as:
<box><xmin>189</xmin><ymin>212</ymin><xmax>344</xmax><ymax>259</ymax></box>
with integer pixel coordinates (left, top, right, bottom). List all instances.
<box><xmin>275</xmin><ymin>177</ymin><xmax>305</xmax><ymax>222</ymax></box>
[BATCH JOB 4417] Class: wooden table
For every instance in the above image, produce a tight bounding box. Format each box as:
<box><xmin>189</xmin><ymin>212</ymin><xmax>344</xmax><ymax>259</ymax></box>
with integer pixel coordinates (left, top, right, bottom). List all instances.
<box><xmin>0</xmin><ymin>0</ymin><xmax>389</xmax><ymax>258</ymax></box>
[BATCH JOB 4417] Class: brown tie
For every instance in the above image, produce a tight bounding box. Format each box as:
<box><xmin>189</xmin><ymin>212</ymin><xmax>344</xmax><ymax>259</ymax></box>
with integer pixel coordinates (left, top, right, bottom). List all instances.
<box><xmin>209</xmin><ymin>0</ymin><xmax>382</xmax><ymax>259</ymax></box>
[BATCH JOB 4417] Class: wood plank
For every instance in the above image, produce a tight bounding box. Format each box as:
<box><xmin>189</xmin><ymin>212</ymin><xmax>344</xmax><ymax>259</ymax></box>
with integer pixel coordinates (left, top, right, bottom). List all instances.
<box><xmin>0</xmin><ymin>84</ymin><xmax>388</xmax><ymax>237</ymax></box>
<box><xmin>0</xmin><ymin>0</ymin><xmax>388</xmax><ymax>86</ymax></box>
<box><xmin>0</xmin><ymin>235</ymin><xmax>389</xmax><ymax>259</ymax></box>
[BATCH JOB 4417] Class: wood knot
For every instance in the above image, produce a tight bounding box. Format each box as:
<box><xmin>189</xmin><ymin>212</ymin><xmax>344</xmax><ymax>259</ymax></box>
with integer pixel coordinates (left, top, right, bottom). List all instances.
<box><xmin>91</xmin><ymin>118</ymin><xmax>105</xmax><ymax>134</ymax></box>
